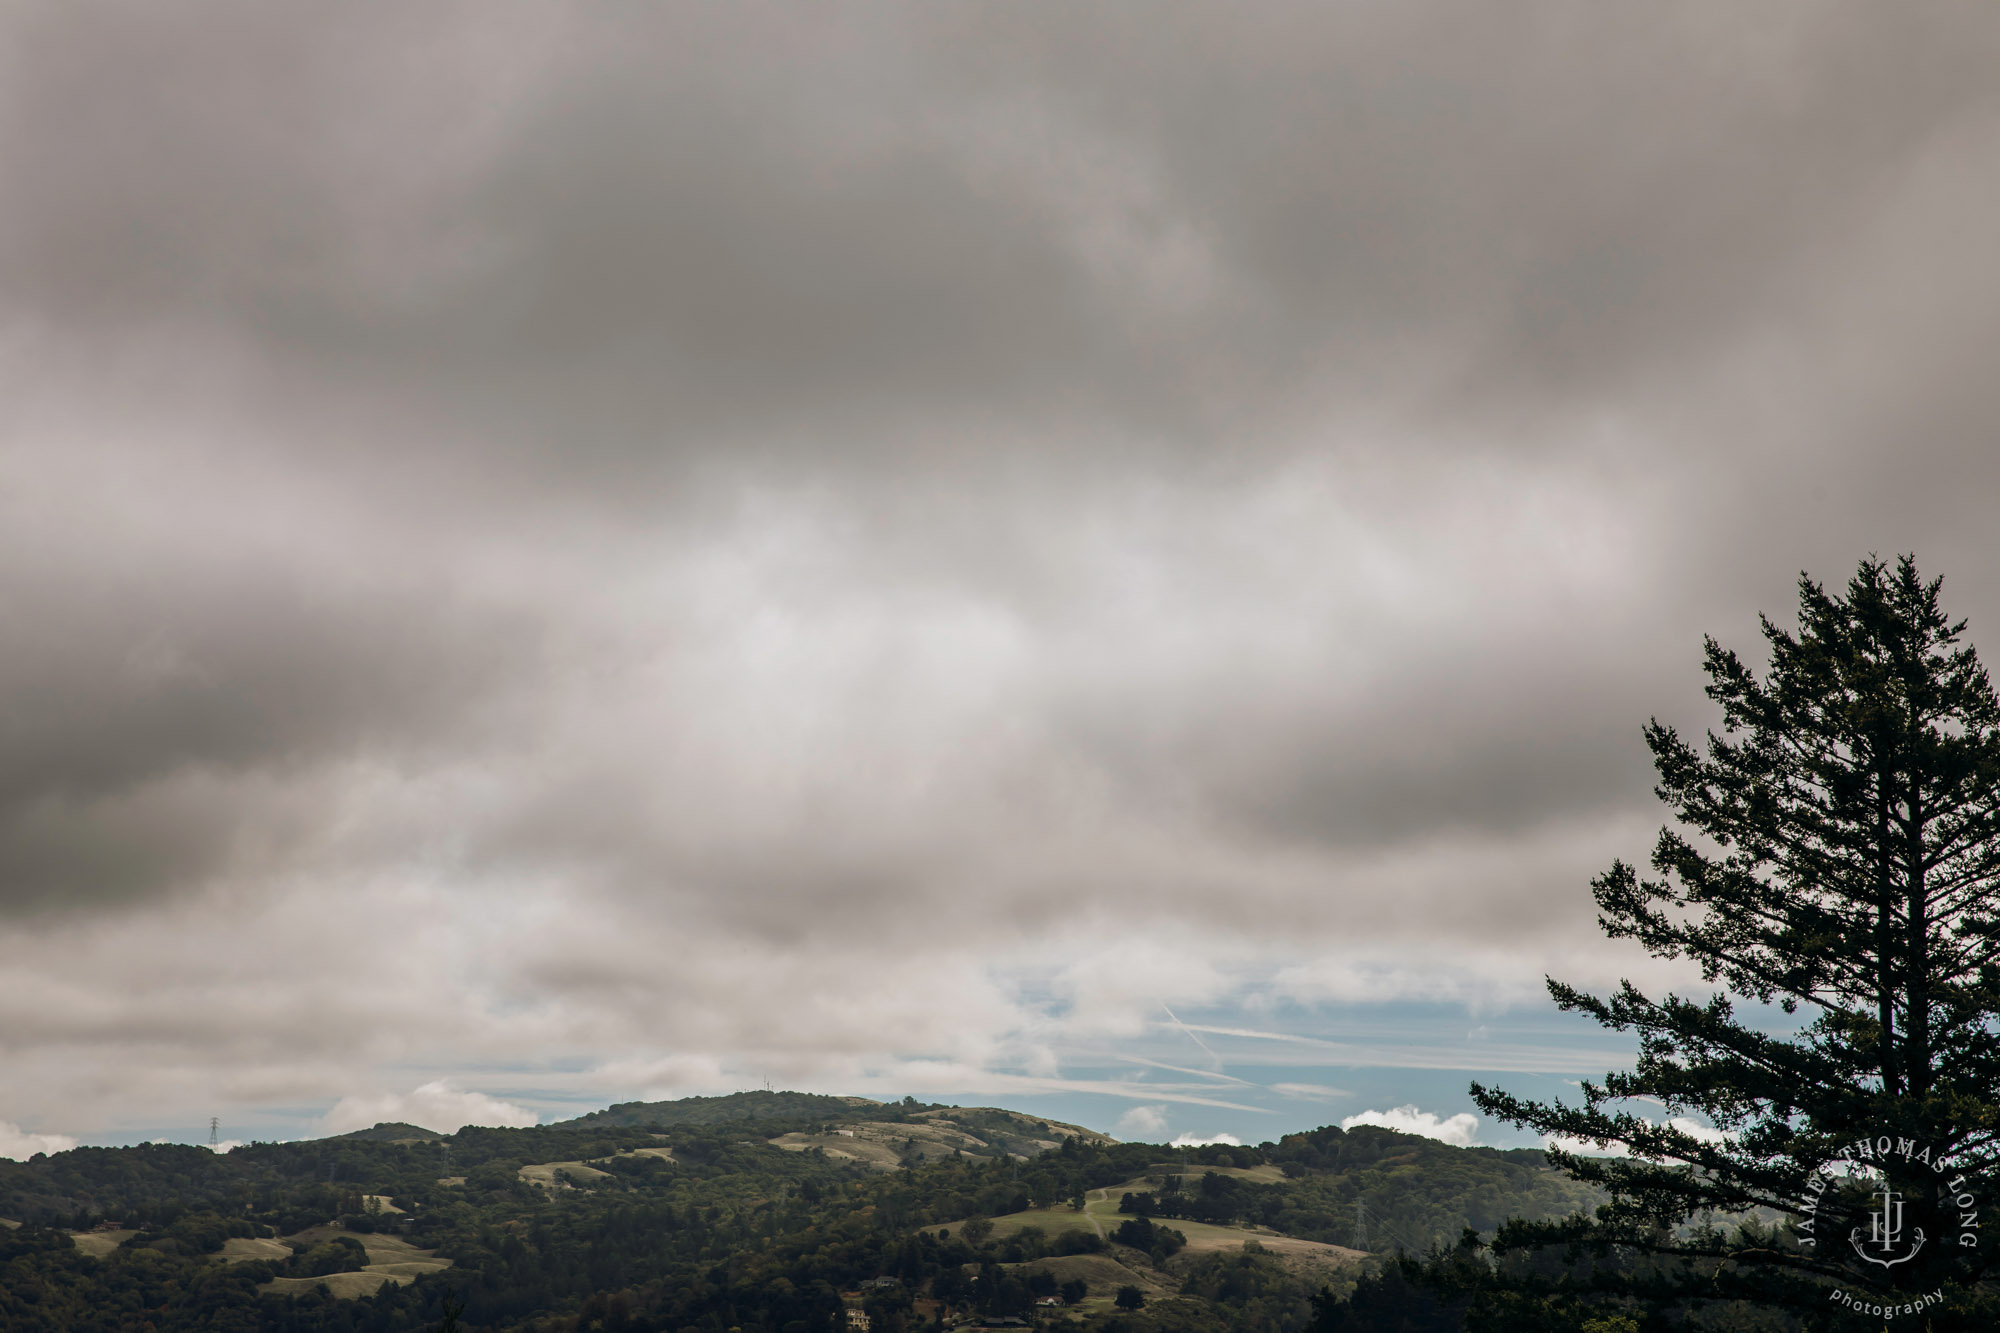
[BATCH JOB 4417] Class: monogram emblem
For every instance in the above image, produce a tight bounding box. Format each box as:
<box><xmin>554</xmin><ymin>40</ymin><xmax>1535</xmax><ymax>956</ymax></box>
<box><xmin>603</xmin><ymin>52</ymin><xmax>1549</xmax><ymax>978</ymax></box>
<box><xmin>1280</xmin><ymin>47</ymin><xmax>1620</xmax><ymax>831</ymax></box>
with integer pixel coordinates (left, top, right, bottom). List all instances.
<box><xmin>1849</xmin><ymin>1186</ymin><xmax>1926</xmax><ymax>1268</ymax></box>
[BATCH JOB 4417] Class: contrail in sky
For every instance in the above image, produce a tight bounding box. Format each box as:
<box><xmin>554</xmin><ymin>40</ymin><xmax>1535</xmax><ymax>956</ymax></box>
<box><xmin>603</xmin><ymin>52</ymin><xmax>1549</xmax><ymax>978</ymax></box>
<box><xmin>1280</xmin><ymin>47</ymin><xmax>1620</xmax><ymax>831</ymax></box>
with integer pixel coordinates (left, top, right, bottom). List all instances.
<box><xmin>1161</xmin><ymin>1003</ymin><xmax>1222</xmax><ymax>1067</ymax></box>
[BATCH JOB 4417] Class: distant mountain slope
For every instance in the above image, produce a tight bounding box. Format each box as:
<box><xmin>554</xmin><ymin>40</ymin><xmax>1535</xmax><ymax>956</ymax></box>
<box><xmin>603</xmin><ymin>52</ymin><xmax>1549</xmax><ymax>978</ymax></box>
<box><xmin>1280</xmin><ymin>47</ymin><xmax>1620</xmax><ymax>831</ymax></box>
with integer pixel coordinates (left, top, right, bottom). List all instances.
<box><xmin>336</xmin><ymin>1122</ymin><xmax>444</xmax><ymax>1142</ymax></box>
<box><xmin>768</xmin><ymin>1105</ymin><xmax>1115</xmax><ymax>1169</ymax></box>
<box><xmin>0</xmin><ymin>1098</ymin><xmax>1614</xmax><ymax>1331</ymax></box>
<box><xmin>555</xmin><ymin>1089</ymin><xmax>880</xmax><ymax>1128</ymax></box>
<box><xmin>920</xmin><ymin>1105</ymin><xmax>1117</xmax><ymax>1153</ymax></box>
<box><xmin>553</xmin><ymin>1092</ymin><xmax>1112</xmax><ymax>1163</ymax></box>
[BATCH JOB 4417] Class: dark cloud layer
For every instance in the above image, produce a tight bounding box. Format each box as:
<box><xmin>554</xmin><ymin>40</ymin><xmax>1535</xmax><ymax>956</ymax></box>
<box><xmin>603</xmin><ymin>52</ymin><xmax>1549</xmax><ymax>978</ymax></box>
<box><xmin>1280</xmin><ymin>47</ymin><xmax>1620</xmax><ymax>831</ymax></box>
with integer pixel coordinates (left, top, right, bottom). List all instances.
<box><xmin>4</xmin><ymin>1</ymin><xmax>2000</xmax><ymax>1136</ymax></box>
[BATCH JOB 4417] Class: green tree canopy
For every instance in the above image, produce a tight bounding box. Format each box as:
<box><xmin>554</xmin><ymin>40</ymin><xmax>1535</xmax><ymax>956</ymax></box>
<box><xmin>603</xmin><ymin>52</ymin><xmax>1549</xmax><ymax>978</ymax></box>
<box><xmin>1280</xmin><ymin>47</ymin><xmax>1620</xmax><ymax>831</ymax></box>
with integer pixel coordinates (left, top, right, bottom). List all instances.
<box><xmin>1473</xmin><ymin>556</ymin><xmax>2000</xmax><ymax>1321</ymax></box>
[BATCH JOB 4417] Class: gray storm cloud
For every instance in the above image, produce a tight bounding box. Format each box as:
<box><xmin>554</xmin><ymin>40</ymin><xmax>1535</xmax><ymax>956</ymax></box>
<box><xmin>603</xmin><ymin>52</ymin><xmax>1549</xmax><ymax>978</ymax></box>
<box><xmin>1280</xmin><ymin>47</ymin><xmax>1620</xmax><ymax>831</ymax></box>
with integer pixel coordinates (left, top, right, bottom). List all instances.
<box><xmin>3</xmin><ymin>0</ymin><xmax>2000</xmax><ymax>1135</ymax></box>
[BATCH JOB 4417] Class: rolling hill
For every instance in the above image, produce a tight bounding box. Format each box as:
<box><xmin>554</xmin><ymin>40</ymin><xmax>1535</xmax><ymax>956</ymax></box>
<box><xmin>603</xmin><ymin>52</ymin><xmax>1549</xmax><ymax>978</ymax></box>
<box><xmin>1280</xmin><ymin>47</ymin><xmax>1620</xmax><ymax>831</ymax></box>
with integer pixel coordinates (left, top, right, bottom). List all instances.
<box><xmin>334</xmin><ymin>1121</ymin><xmax>444</xmax><ymax>1143</ymax></box>
<box><xmin>555</xmin><ymin>1088</ymin><xmax>881</xmax><ymax>1128</ymax></box>
<box><xmin>0</xmin><ymin>1093</ymin><xmax>1606</xmax><ymax>1331</ymax></box>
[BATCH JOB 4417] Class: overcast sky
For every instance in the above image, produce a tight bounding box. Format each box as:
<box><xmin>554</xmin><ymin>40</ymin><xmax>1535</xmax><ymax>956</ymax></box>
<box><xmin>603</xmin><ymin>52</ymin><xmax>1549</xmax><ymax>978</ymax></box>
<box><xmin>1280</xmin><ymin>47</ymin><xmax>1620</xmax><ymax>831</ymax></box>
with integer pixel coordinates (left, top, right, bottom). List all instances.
<box><xmin>6</xmin><ymin>1</ymin><xmax>2000</xmax><ymax>1156</ymax></box>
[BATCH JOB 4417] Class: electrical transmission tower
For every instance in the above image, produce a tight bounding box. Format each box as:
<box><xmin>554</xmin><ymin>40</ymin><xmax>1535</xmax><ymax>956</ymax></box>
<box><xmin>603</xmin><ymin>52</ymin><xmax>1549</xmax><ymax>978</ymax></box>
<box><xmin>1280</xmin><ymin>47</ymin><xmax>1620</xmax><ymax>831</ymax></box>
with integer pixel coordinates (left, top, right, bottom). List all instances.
<box><xmin>208</xmin><ymin>1117</ymin><xmax>220</xmax><ymax>1150</ymax></box>
<box><xmin>1353</xmin><ymin>1198</ymin><xmax>1368</xmax><ymax>1251</ymax></box>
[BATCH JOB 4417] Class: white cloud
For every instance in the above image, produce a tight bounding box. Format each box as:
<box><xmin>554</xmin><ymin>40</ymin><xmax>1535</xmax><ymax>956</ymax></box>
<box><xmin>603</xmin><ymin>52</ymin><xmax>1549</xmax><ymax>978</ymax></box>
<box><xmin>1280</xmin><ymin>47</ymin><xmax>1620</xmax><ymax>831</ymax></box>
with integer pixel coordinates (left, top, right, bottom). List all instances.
<box><xmin>0</xmin><ymin>1120</ymin><xmax>78</xmax><ymax>1160</ymax></box>
<box><xmin>1170</xmin><ymin>1131</ymin><xmax>1242</xmax><ymax>1147</ymax></box>
<box><xmin>1117</xmin><ymin>1104</ymin><xmax>1169</xmax><ymax>1139</ymax></box>
<box><xmin>588</xmin><ymin>1054</ymin><xmax>729</xmax><ymax>1101</ymax></box>
<box><xmin>1270</xmin><ymin>1082</ymin><xmax>1349</xmax><ymax>1101</ymax></box>
<box><xmin>1341</xmin><ymin>1104</ymin><xmax>1479</xmax><ymax>1147</ymax></box>
<box><xmin>4</xmin><ymin>0</ymin><xmax>2000</xmax><ymax>1157</ymax></box>
<box><xmin>207</xmin><ymin>1139</ymin><xmax>246</xmax><ymax>1154</ymax></box>
<box><xmin>1666</xmin><ymin>1116</ymin><xmax>1733</xmax><ymax>1145</ymax></box>
<box><xmin>320</xmin><ymin>1080</ymin><xmax>539</xmax><ymax>1136</ymax></box>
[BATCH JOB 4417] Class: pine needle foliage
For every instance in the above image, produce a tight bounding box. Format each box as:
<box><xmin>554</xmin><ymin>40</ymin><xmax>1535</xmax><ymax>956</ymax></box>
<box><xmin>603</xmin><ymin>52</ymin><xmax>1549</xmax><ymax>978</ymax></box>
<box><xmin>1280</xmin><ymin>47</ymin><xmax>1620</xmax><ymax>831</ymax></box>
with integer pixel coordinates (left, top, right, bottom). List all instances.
<box><xmin>1472</xmin><ymin>556</ymin><xmax>2000</xmax><ymax>1320</ymax></box>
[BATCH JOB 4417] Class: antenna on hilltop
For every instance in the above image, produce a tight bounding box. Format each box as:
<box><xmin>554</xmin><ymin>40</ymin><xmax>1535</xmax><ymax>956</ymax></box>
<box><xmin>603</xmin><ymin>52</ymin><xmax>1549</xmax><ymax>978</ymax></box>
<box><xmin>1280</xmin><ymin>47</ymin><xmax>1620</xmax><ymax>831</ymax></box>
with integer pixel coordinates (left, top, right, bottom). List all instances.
<box><xmin>209</xmin><ymin>1117</ymin><xmax>220</xmax><ymax>1150</ymax></box>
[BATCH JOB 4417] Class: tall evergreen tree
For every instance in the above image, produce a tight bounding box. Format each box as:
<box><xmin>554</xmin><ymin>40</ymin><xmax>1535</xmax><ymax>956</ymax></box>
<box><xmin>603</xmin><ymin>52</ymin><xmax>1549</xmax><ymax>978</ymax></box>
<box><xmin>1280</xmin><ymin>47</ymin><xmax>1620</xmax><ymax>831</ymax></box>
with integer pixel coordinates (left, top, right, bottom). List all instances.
<box><xmin>1471</xmin><ymin>556</ymin><xmax>2000</xmax><ymax>1324</ymax></box>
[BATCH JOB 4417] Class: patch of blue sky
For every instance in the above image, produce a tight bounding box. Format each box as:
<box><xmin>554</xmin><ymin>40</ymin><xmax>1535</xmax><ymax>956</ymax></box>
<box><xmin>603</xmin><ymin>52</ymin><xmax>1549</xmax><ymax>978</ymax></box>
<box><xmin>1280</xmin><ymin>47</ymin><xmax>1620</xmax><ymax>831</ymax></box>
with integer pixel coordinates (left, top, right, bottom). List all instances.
<box><xmin>81</xmin><ymin>992</ymin><xmax>1690</xmax><ymax>1153</ymax></box>
<box><xmin>900</xmin><ymin>994</ymin><xmax>1641</xmax><ymax>1150</ymax></box>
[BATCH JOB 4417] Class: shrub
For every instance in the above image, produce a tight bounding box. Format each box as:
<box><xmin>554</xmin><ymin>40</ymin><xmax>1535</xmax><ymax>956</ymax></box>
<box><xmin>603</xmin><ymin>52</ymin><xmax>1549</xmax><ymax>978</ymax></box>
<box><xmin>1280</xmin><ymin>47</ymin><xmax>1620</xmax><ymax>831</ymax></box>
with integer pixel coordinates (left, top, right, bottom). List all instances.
<box><xmin>1053</xmin><ymin>1228</ymin><xmax>1102</xmax><ymax>1255</ymax></box>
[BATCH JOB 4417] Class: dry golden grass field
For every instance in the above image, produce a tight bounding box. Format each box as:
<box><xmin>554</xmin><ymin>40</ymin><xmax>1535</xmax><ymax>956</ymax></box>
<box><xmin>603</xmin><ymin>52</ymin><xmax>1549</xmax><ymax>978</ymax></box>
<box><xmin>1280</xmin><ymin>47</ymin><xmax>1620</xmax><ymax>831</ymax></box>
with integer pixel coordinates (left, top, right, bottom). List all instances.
<box><xmin>516</xmin><ymin>1158</ymin><xmax>615</xmax><ymax>1188</ymax></box>
<box><xmin>257</xmin><ymin>1225</ymin><xmax>452</xmax><ymax>1298</ymax></box>
<box><xmin>219</xmin><ymin>1235</ymin><xmax>293</xmax><ymax>1263</ymax></box>
<box><xmin>65</xmin><ymin>1228</ymin><xmax>136</xmax><ymax>1258</ymax></box>
<box><xmin>935</xmin><ymin>1175</ymin><xmax>1366</xmax><ymax>1266</ymax></box>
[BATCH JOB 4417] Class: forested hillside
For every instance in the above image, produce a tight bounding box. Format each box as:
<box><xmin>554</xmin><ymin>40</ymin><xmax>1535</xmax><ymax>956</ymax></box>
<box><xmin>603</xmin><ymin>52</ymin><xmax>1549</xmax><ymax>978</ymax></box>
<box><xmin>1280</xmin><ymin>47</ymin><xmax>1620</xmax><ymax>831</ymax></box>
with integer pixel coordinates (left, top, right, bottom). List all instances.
<box><xmin>0</xmin><ymin>1097</ymin><xmax>1604</xmax><ymax>1332</ymax></box>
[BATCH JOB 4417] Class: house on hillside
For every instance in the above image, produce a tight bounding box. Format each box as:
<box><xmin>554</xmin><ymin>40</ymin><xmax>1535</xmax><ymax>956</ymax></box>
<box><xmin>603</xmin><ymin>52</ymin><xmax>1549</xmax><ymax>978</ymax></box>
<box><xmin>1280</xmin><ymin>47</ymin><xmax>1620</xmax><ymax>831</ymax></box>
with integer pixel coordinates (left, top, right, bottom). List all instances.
<box><xmin>845</xmin><ymin>1310</ymin><xmax>870</xmax><ymax>1331</ymax></box>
